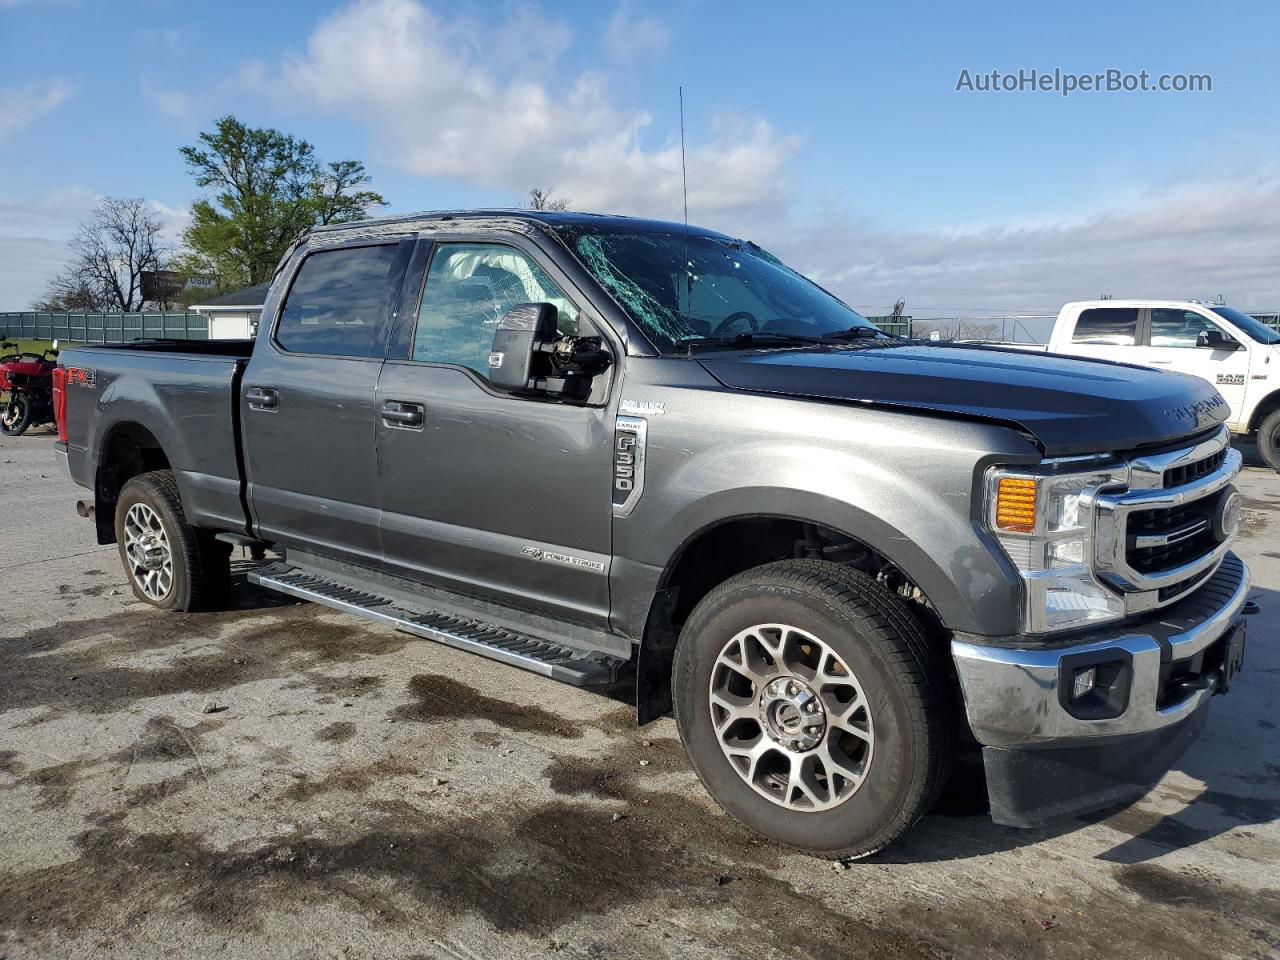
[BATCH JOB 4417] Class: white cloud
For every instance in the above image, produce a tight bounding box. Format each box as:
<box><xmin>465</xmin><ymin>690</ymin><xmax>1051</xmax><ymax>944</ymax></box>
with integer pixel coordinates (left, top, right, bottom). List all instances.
<box><xmin>0</xmin><ymin>188</ymin><xmax>98</xmax><ymax>309</ymax></box>
<box><xmin>0</xmin><ymin>79</ymin><xmax>73</xmax><ymax>142</ymax></box>
<box><xmin>604</xmin><ymin>1</ymin><xmax>670</xmax><ymax>60</ymax></box>
<box><xmin>141</xmin><ymin>76</ymin><xmax>191</xmax><ymax>121</ymax></box>
<box><xmin>282</xmin><ymin>0</ymin><xmax>794</xmax><ymax>219</ymax></box>
<box><xmin>761</xmin><ymin>172</ymin><xmax>1280</xmax><ymax>317</ymax></box>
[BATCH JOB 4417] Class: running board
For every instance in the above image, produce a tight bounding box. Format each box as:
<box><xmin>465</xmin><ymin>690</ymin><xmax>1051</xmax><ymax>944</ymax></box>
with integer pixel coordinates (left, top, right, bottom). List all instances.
<box><xmin>248</xmin><ymin>567</ymin><xmax>625</xmax><ymax>686</ymax></box>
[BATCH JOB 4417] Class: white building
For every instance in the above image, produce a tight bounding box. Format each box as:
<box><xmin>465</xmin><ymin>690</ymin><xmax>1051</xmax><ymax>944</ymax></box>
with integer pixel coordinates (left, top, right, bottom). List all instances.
<box><xmin>191</xmin><ymin>282</ymin><xmax>270</xmax><ymax>339</ymax></box>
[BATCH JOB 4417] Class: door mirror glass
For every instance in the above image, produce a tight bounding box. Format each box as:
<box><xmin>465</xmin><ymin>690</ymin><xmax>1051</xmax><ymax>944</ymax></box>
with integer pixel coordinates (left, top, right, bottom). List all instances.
<box><xmin>489</xmin><ymin>303</ymin><xmax>559</xmax><ymax>394</ymax></box>
<box><xmin>1196</xmin><ymin>329</ymin><xmax>1239</xmax><ymax>351</ymax></box>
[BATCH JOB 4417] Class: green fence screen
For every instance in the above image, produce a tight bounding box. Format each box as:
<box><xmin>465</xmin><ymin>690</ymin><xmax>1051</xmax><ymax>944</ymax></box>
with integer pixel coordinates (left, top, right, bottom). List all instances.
<box><xmin>0</xmin><ymin>312</ymin><xmax>209</xmax><ymax>344</ymax></box>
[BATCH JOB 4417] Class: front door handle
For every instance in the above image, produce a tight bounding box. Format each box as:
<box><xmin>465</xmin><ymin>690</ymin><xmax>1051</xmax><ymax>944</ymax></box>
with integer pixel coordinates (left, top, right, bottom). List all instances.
<box><xmin>246</xmin><ymin>386</ymin><xmax>279</xmax><ymax>411</ymax></box>
<box><xmin>381</xmin><ymin>400</ymin><xmax>425</xmax><ymax>428</ymax></box>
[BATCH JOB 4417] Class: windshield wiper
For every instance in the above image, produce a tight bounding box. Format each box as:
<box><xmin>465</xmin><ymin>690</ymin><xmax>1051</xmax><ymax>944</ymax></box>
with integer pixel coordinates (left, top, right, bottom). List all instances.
<box><xmin>676</xmin><ymin>331</ymin><xmax>828</xmax><ymax>351</ymax></box>
<box><xmin>820</xmin><ymin>325</ymin><xmax>883</xmax><ymax>341</ymax></box>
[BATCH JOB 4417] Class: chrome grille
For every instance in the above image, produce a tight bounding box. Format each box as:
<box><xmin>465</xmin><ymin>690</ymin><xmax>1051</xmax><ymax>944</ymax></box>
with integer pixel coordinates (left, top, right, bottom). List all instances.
<box><xmin>1126</xmin><ymin>499</ymin><xmax>1218</xmax><ymax>573</ymax></box>
<box><xmin>1094</xmin><ymin>427</ymin><xmax>1239</xmax><ymax>610</ymax></box>
<box><xmin>1163</xmin><ymin>447</ymin><xmax>1226</xmax><ymax>489</ymax></box>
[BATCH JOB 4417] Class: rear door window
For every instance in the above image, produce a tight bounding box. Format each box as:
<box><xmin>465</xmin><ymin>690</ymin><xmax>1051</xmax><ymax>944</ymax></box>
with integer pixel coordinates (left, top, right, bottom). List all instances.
<box><xmin>1072</xmin><ymin>308</ymin><xmax>1138</xmax><ymax>346</ymax></box>
<box><xmin>276</xmin><ymin>244</ymin><xmax>402</xmax><ymax>357</ymax></box>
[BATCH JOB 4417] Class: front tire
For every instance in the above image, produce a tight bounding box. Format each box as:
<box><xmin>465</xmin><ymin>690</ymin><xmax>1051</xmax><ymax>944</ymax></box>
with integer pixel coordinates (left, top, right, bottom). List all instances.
<box><xmin>114</xmin><ymin>470</ymin><xmax>231</xmax><ymax>611</ymax></box>
<box><xmin>1257</xmin><ymin>409</ymin><xmax>1280</xmax><ymax>471</ymax></box>
<box><xmin>672</xmin><ymin>560</ymin><xmax>954</xmax><ymax>859</ymax></box>
<box><xmin>0</xmin><ymin>394</ymin><xmax>31</xmax><ymax>436</ymax></box>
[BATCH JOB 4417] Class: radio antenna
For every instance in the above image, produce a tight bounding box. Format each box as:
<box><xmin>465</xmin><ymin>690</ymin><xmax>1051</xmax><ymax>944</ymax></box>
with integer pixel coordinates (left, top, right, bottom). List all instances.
<box><xmin>679</xmin><ymin>86</ymin><xmax>693</xmax><ymax>338</ymax></box>
<box><xmin>679</xmin><ymin>86</ymin><xmax>689</xmax><ymax>229</ymax></box>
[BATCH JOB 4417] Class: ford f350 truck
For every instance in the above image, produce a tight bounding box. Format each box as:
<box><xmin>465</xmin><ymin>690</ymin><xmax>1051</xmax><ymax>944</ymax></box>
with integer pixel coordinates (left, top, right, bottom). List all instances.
<box><xmin>53</xmin><ymin>211</ymin><xmax>1251</xmax><ymax>858</ymax></box>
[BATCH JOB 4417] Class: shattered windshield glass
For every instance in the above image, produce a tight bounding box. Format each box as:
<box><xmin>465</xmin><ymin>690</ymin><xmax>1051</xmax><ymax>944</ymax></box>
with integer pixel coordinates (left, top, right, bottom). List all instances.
<box><xmin>557</xmin><ymin>227</ymin><xmax>879</xmax><ymax>352</ymax></box>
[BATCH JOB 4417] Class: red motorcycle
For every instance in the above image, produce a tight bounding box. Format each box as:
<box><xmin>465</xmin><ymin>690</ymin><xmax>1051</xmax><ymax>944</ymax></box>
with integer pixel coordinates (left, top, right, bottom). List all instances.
<box><xmin>0</xmin><ymin>340</ymin><xmax>59</xmax><ymax>436</ymax></box>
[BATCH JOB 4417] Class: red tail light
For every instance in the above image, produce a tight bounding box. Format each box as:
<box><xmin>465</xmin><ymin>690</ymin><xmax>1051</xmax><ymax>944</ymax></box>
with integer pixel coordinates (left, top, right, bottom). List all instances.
<box><xmin>52</xmin><ymin>366</ymin><xmax>68</xmax><ymax>443</ymax></box>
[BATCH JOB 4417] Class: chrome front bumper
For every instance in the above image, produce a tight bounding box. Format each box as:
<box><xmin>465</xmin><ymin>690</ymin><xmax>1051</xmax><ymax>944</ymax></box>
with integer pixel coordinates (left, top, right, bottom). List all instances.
<box><xmin>952</xmin><ymin>552</ymin><xmax>1249</xmax><ymax>747</ymax></box>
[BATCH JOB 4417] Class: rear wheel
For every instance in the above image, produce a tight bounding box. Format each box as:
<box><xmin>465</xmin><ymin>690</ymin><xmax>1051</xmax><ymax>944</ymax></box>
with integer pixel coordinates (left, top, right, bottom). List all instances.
<box><xmin>114</xmin><ymin>470</ymin><xmax>230</xmax><ymax>611</ymax></box>
<box><xmin>0</xmin><ymin>394</ymin><xmax>31</xmax><ymax>436</ymax></box>
<box><xmin>672</xmin><ymin>559</ymin><xmax>954</xmax><ymax>859</ymax></box>
<box><xmin>1257</xmin><ymin>409</ymin><xmax>1280</xmax><ymax>471</ymax></box>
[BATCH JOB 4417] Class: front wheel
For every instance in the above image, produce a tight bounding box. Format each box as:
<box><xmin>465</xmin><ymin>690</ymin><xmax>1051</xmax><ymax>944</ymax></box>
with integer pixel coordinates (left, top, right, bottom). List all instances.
<box><xmin>672</xmin><ymin>559</ymin><xmax>954</xmax><ymax>859</ymax></box>
<box><xmin>1257</xmin><ymin>409</ymin><xmax>1280</xmax><ymax>472</ymax></box>
<box><xmin>0</xmin><ymin>393</ymin><xmax>31</xmax><ymax>436</ymax></box>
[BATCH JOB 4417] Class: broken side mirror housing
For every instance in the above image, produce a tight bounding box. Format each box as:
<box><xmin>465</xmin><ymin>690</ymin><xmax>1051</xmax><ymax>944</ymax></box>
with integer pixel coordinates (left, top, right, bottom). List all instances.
<box><xmin>489</xmin><ymin>302</ymin><xmax>558</xmax><ymax>395</ymax></box>
<box><xmin>489</xmin><ymin>302</ymin><xmax>611</xmax><ymax>400</ymax></box>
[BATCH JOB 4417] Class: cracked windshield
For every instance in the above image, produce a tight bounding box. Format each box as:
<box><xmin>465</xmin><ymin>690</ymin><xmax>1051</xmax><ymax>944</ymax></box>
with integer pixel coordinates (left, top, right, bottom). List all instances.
<box><xmin>559</xmin><ymin>228</ymin><xmax>880</xmax><ymax>351</ymax></box>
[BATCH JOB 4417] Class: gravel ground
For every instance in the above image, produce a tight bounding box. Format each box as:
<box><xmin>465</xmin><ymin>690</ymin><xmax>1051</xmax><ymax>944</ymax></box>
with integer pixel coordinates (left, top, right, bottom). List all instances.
<box><xmin>1</xmin><ymin>429</ymin><xmax>1277</xmax><ymax>960</ymax></box>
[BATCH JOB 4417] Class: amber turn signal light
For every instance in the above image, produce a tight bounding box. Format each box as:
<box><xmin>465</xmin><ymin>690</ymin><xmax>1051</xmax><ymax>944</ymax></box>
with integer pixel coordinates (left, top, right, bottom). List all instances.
<box><xmin>994</xmin><ymin>476</ymin><xmax>1038</xmax><ymax>532</ymax></box>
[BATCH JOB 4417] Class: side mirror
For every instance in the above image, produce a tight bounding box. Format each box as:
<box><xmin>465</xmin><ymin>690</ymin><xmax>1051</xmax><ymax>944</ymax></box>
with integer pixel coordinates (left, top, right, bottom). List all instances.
<box><xmin>489</xmin><ymin>302</ymin><xmax>611</xmax><ymax>400</ymax></box>
<box><xmin>1197</xmin><ymin>329</ymin><xmax>1239</xmax><ymax>350</ymax></box>
<box><xmin>489</xmin><ymin>303</ymin><xmax>559</xmax><ymax>394</ymax></box>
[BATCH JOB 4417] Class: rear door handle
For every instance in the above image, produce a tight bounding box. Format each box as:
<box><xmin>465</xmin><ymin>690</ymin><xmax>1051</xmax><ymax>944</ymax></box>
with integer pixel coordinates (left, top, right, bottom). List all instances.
<box><xmin>381</xmin><ymin>400</ymin><xmax>425</xmax><ymax>429</ymax></box>
<box><xmin>246</xmin><ymin>386</ymin><xmax>279</xmax><ymax>411</ymax></box>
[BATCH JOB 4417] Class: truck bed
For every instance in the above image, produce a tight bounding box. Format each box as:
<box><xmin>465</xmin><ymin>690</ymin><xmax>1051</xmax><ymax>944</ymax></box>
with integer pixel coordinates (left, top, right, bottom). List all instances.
<box><xmin>58</xmin><ymin>341</ymin><xmax>252</xmax><ymax>539</ymax></box>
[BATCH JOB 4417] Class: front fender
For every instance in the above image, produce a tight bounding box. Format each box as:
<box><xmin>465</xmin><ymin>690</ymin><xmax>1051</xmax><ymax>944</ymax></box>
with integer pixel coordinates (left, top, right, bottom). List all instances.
<box><xmin>610</xmin><ymin>385</ymin><xmax>1036</xmax><ymax>638</ymax></box>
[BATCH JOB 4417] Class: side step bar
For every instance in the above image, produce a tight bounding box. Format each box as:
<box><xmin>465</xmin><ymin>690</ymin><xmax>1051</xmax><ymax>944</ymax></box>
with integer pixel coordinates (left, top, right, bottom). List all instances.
<box><xmin>248</xmin><ymin>567</ymin><xmax>625</xmax><ymax>686</ymax></box>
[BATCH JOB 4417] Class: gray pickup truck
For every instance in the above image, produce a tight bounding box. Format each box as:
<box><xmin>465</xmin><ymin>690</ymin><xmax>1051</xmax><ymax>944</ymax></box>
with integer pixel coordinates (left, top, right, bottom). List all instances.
<box><xmin>53</xmin><ymin>210</ymin><xmax>1251</xmax><ymax>857</ymax></box>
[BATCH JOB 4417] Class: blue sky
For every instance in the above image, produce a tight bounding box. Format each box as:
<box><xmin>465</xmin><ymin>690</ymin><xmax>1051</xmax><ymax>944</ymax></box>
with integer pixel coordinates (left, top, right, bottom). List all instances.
<box><xmin>2</xmin><ymin>0</ymin><xmax>1279</xmax><ymax>314</ymax></box>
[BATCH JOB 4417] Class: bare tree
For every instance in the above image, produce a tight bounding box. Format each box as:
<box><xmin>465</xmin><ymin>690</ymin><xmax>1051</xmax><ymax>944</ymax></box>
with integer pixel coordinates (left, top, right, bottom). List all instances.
<box><xmin>31</xmin><ymin>280</ymin><xmax>110</xmax><ymax>312</ymax></box>
<box><xmin>528</xmin><ymin>187</ymin><xmax>570</xmax><ymax>211</ymax></box>
<box><xmin>34</xmin><ymin>197</ymin><xmax>168</xmax><ymax>312</ymax></box>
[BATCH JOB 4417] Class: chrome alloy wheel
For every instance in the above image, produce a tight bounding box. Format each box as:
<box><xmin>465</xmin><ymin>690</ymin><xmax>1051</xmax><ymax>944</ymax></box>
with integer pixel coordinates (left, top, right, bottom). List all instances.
<box><xmin>123</xmin><ymin>502</ymin><xmax>174</xmax><ymax>602</ymax></box>
<box><xmin>709</xmin><ymin>624</ymin><xmax>874</xmax><ymax>812</ymax></box>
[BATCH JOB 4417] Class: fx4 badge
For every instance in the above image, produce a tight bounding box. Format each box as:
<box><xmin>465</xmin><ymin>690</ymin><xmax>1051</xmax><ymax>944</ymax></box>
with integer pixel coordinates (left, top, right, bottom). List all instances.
<box><xmin>64</xmin><ymin>367</ymin><xmax>97</xmax><ymax>387</ymax></box>
<box><xmin>613</xmin><ymin>416</ymin><xmax>647</xmax><ymax>517</ymax></box>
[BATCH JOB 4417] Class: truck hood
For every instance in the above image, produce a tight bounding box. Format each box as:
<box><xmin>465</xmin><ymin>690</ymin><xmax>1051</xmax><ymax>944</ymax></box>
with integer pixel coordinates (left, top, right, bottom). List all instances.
<box><xmin>698</xmin><ymin>344</ymin><xmax>1228</xmax><ymax>455</ymax></box>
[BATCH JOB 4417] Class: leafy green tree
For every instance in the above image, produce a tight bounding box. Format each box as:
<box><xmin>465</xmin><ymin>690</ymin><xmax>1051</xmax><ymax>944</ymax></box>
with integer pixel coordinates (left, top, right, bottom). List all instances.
<box><xmin>180</xmin><ymin>116</ymin><xmax>386</xmax><ymax>288</ymax></box>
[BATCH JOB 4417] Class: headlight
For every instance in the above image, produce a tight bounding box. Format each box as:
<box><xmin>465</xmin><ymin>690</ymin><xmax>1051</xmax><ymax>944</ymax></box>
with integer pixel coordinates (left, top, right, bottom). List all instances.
<box><xmin>986</xmin><ymin>459</ymin><xmax>1129</xmax><ymax>633</ymax></box>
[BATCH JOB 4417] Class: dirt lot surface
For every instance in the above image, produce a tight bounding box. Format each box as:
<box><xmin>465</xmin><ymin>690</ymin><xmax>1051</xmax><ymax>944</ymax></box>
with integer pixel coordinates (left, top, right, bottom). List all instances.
<box><xmin>1</xmin><ymin>430</ymin><xmax>1278</xmax><ymax>959</ymax></box>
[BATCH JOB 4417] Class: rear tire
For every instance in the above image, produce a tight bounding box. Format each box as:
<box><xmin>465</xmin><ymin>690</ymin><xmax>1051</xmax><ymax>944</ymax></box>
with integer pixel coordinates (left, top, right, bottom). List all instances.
<box><xmin>1257</xmin><ymin>409</ymin><xmax>1280</xmax><ymax>471</ymax></box>
<box><xmin>672</xmin><ymin>559</ymin><xmax>954</xmax><ymax>859</ymax></box>
<box><xmin>114</xmin><ymin>470</ymin><xmax>231</xmax><ymax>611</ymax></box>
<box><xmin>0</xmin><ymin>394</ymin><xmax>31</xmax><ymax>436</ymax></box>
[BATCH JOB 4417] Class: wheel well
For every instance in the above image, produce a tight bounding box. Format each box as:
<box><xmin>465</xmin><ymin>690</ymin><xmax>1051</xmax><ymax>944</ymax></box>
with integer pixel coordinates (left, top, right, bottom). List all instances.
<box><xmin>1249</xmin><ymin>390</ymin><xmax>1280</xmax><ymax>432</ymax></box>
<box><xmin>635</xmin><ymin>516</ymin><xmax>940</xmax><ymax>724</ymax></box>
<box><xmin>94</xmin><ymin>422</ymin><xmax>171</xmax><ymax>544</ymax></box>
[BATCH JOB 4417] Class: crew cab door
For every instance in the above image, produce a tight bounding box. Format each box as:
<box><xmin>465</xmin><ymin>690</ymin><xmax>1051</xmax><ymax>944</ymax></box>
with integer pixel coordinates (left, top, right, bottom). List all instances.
<box><xmin>1136</xmin><ymin>307</ymin><xmax>1250</xmax><ymax>428</ymax></box>
<box><xmin>241</xmin><ymin>238</ymin><xmax>413</xmax><ymax>565</ymax></box>
<box><xmin>374</xmin><ymin>235</ymin><xmax>615</xmax><ymax>627</ymax></box>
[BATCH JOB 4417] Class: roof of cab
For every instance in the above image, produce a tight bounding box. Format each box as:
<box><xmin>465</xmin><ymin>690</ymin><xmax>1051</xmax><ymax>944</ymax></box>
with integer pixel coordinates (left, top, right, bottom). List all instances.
<box><xmin>308</xmin><ymin>208</ymin><xmax>731</xmax><ymax>240</ymax></box>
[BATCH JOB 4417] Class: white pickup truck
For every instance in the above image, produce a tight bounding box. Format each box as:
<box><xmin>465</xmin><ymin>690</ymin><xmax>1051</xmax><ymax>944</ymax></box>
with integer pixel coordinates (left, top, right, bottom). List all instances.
<box><xmin>1028</xmin><ymin>300</ymin><xmax>1280</xmax><ymax>468</ymax></box>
